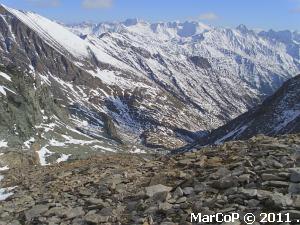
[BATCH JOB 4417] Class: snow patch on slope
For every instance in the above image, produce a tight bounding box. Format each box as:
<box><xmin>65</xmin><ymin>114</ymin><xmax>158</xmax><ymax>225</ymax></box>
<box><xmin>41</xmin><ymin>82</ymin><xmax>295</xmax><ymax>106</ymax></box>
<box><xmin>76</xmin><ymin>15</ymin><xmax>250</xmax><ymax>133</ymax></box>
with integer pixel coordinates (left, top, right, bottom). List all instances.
<box><xmin>0</xmin><ymin>166</ymin><xmax>9</xmax><ymax>171</ymax></box>
<box><xmin>0</xmin><ymin>86</ymin><xmax>6</xmax><ymax>96</ymax></box>
<box><xmin>23</xmin><ymin>137</ymin><xmax>35</xmax><ymax>149</ymax></box>
<box><xmin>215</xmin><ymin>125</ymin><xmax>248</xmax><ymax>144</ymax></box>
<box><xmin>37</xmin><ymin>146</ymin><xmax>53</xmax><ymax>166</ymax></box>
<box><xmin>0</xmin><ymin>155</ymin><xmax>16</xmax><ymax>201</ymax></box>
<box><xmin>0</xmin><ymin>86</ymin><xmax>16</xmax><ymax>96</ymax></box>
<box><xmin>0</xmin><ymin>140</ymin><xmax>7</xmax><ymax>148</ymax></box>
<box><xmin>56</xmin><ymin>154</ymin><xmax>71</xmax><ymax>163</ymax></box>
<box><xmin>274</xmin><ymin>109</ymin><xmax>300</xmax><ymax>133</ymax></box>
<box><xmin>0</xmin><ymin>186</ymin><xmax>16</xmax><ymax>201</ymax></box>
<box><xmin>0</xmin><ymin>72</ymin><xmax>11</xmax><ymax>81</ymax></box>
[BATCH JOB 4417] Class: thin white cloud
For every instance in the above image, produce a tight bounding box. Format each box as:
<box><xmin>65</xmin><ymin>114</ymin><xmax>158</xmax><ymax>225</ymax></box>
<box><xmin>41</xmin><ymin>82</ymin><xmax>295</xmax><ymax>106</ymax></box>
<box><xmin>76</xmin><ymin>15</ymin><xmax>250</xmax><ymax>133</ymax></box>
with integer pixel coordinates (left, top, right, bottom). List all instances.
<box><xmin>82</xmin><ymin>0</ymin><xmax>113</xmax><ymax>9</ymax></box>
<box><xmin>290</xmin><ymin>7</ymin><xmax>300</xmax><ymax>13</ymax></box>
<box><xmin>199</xmin><ymin>12</ymin><xmax>218</xmax><ymax>21</ymax></box>
<box><xmin>289</xmin><ymin>0</ymin><xmax>300</xmax><ymax>13</ymax></box>
<box><xmin>26</xmin><ymin>0</ymin><xmax>60</xmax><ymax>8</ymax></box>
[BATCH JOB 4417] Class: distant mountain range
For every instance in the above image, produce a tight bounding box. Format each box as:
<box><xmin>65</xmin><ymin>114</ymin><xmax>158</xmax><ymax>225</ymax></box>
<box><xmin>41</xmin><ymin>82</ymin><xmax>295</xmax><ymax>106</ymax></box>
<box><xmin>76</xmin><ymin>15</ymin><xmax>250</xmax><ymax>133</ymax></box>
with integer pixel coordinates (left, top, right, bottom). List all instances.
<box><xmin>0</xmin><ymin>4</ymin><xmax>299</xmax><ymax>163</ymax></box>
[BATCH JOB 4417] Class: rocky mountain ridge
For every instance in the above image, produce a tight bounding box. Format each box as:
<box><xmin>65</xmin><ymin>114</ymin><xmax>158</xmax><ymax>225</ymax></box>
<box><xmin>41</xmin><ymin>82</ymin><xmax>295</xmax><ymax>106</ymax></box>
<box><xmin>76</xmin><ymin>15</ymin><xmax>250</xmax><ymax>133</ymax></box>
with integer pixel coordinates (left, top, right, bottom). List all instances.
<box><xmin>68</xmin><ymin>19</ymin><xmax>300</xmax><ymax>95</ymax></box>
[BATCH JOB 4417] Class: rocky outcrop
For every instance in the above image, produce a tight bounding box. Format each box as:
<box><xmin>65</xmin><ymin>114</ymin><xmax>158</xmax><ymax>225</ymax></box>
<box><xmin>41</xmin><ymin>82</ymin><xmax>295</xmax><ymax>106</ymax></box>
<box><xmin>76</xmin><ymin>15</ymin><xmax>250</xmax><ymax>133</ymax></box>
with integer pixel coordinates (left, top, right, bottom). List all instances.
<box><xmin>0</xmin><ymin>66</ymin><xmax>67</xmax><ymax>147</ymax></box>
<box><xmin>189</xmin><ymin>56</ymin><xmax>211</xmax><ymax>69</ymax></box>
<box><xmin>1</xmin><ymin>134</ymin><xmax>300</xmax><ymax>224</ymax></box>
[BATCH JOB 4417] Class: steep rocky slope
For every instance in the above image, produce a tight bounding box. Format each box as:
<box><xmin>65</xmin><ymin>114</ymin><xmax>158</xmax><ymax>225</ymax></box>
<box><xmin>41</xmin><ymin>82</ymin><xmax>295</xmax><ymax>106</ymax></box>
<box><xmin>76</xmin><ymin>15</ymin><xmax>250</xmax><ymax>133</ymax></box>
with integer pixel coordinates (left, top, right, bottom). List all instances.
<box><xmin>0</xmin><ymin>65</ymin><xmax>129</xmax><ymax>165</ymax></box>
<box><xmin>0</xmin><ymin>134</ymin><xmax>300</xmax><ymax>224</ymax></box>
<box><xmin>181</xmin><ymin>74</ymin><xmax>300</xmax><ymax>151</ymax></box>
<box><xmin>0</xmin><ymin>4</ymin><xmax>206</xmax><ymax>154</ymax></box>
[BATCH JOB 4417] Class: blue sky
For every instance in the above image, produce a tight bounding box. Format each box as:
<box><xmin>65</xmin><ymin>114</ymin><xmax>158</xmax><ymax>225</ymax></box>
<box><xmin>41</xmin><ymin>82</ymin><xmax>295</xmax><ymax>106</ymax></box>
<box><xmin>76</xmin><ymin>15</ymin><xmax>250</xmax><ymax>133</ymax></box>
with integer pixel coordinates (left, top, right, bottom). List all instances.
<box><xmin>2</xmin><ymin>0</ymin><xmax>300</xmax><ymax>30</ymax></box>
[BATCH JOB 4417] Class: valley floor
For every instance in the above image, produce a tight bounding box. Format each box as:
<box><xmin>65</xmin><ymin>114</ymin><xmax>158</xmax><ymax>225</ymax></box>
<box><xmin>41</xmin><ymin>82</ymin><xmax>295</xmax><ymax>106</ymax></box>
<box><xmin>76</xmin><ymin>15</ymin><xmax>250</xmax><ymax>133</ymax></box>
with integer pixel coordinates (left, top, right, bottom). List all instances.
<box><xmin>0</xmin><ymin>134</ymin><xmax>300</xmax><ymax>224</ymax></box>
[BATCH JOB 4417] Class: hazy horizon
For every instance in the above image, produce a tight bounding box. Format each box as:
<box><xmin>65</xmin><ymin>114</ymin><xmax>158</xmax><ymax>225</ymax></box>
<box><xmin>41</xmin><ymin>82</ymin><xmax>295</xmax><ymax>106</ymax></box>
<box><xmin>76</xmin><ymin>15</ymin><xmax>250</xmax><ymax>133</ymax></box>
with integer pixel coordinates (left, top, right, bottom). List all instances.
<box><xmin>1</xmin><ymin>0</ymin><xmax>300</xmax><ymax>31</ymax></box>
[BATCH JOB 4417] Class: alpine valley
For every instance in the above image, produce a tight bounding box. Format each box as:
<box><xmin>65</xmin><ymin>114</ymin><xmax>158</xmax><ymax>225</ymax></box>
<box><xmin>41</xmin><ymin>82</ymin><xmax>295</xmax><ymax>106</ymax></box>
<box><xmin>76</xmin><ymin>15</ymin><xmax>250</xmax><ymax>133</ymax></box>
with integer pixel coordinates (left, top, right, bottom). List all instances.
<box><xmin>0</xmin><ymin>4</ymin><xmax>299</xmax><ymax>165</ymax></box>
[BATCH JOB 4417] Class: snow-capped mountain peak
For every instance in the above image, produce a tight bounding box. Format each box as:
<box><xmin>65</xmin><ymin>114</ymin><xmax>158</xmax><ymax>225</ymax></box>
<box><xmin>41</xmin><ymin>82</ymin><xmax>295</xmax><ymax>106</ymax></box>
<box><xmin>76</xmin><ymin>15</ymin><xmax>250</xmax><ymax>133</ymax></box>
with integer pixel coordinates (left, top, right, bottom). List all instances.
<box><xmin>236</xmin><ymin>24</ymin><xmax>249</xmax><ymax>33</ymax></box>
<box><xmin>69</xmin><ymin>19</ymin><xmax>212</xmax><ymax>40</ymax></box>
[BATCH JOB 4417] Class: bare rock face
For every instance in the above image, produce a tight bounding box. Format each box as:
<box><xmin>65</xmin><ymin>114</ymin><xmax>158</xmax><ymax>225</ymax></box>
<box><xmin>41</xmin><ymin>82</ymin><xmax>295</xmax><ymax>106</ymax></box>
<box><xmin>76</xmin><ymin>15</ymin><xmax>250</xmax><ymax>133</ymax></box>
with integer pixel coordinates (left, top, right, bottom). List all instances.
<box><xmin>189</xmin><ymin>56</ymin><xmax>212</xmax><ymax>69</ymax></box>
<box><xmin>0</xmin><ymin>134</ymin><xmax>300</xmax><ymax>224</ymax></box>
<box><xmin>0</xmin><ymin>66</ymin><xmax>68</xmax><ymax>147</ymax></box>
